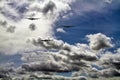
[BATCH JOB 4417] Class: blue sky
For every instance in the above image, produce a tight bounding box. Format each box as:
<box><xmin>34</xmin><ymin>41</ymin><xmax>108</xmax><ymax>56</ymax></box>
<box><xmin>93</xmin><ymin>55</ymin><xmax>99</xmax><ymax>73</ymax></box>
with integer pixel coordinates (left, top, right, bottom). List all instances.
<box><xmin>55</xmin><ymin>1</ymin><xmax>120</xmax><ymax>47</ymax></box>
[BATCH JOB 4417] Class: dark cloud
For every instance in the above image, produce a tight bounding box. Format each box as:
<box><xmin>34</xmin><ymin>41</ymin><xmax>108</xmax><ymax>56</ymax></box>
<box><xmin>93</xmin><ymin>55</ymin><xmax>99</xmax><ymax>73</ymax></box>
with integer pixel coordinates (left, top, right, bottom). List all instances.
<box><xmin>0</xmin><ymin>73</ymin><xmax>8</xmax><ymax>78</ymax></box>
<box><xmin>29</xmin><ymin>23</ymin><xmax>36</xmax><ymax>31</ymax></box>
<box><xmin>42</xmin><ymin>1</ymin><xmax>56</xmax><ymax>15</ymax></box>
<box><xmin>100</xmin><ymin>68</ymin><xmax>120</xmax><ymax>77</ymax></box>
<box><xmin>6</xmin><ymin>25</ymin><xmax>16</xmax><ymax>33</ymax></box>
<box><xmin>0</xmin><ymin>20</ymin><xmax>7</xmax><ymax>27</ymax></box>
<box><xmin>0</xmin><ymin>63</ymin><xmax>15</xmax><ymax>78</ymax></box>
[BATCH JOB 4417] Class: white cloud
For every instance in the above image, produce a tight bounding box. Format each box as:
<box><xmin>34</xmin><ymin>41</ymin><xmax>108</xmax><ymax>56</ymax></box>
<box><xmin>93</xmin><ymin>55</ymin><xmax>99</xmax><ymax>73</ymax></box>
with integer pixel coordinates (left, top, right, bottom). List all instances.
<box><xmin>0</xmin><ymin>0</ymin><xmax>75</xmax><ymax>55</ymax></box>
<box><xmin>20</xmin><ymin>38</ymin><xmax>98</xmax><ymax>72</ymax></box>
<box><xmin>104</xmin><ymin>0</ymin><xmax>113</xmax><ymax>4</ymax></box>
<box><xmin>56</xmin><ymin>28</ymin><xmax>66</xmax><ymax>33</ymax></box>
<box><xmin>86</xmin><ymin>33</ymin><xmax>113</xmax><ymax>50</ymax></box>
<box><xmin>86</xmin><ymin>49</ymin><xmax>120</xmax><ymax>77</ymax></box>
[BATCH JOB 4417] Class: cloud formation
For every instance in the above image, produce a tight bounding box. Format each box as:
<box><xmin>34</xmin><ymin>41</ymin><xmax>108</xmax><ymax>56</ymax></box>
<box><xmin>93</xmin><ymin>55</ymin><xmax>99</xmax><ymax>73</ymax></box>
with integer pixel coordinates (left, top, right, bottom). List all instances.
<box><xmin>56</xmin><ymin>28</ymin><xmax>66</xmax><ymax>33</ymax></box>
<box><xmin>19</xmin><ymin>37</ymin><xmax>98</xmax><ymax>73</ymax></box>
<box><xmin>0</xmin><ymin>0</ymin><xmax>75</xmax><ymax>54</ymax></box>
<box><xmin>19</xmin><ymin>33</ymin><xmax>114</xmax><ymax>74</ymax></box>
<box><xmin>0</xmin><ymin>0</ymin><xmax>120</xmax><ymax>79</ymax></box>
<box><xmin>81</xmin><ymin>49</ymin><xmax>120</xmax><ymax>78</ymax></box>
<box><xmin>86</xmin><ymin>33</ymin><xmax>113</xmax><ymax>50</ymax></box>
<box><xmin>42</xmin><ymin>1</ymin><xmax>56</xmax><ymax>15</ymax></box>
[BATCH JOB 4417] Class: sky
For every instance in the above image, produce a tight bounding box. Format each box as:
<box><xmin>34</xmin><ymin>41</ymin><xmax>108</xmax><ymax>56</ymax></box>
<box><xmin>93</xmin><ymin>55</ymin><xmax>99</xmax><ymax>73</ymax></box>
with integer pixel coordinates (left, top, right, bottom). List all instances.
<box><xmin>0</xmin><ymin>0</ymin><xmax>120</xmax><ymax>79</ymax></box>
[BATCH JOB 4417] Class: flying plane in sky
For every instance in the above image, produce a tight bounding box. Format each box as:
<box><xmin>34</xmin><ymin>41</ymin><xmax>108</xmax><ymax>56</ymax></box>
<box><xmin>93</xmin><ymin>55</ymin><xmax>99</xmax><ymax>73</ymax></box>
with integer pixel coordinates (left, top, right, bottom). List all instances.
<box><xmin>37</xmin><ymin>38</ymin><xmax>53</xmax><ymax>42</ymax></box>
<box><xmin>40</xmin><ymin>39</ymin><xmax>52</xmax><ymax>42</ymax></box>
<box><xmin>61</xmin><ymin>25</ymin><xmax>75</xmax><ymax>28</ymax></box>
<box><xmin>25</xmin><ymin>17</ymin><xmax>40</xmax><ymax>20</ymax></box>
<box><xmin>62</xmin><ymin>25</ymin><xmax>75</xmax><ymax>28</ymax></box>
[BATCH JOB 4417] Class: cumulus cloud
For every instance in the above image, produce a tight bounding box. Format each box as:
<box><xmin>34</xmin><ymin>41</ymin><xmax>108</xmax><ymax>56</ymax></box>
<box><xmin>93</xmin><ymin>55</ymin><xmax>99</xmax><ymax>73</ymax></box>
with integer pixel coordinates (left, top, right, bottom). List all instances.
<box><xmin>19</xmin><ymin>37</ymin><xmax>98</xmax><ymax>73</ymax></box>
<box><xmin>98</xmin><ymin>50</ymin><xmax>120</xmax><ymax>68</ymax></box>
<box><xmin>0</xmin><ymin>0</ymin><xmax>119</xmax><ymax>79</ymax></box>
<box><xmin>29</xmin><ymin>23</ymin><xmax>36</xmax><ymax>31</ymax></box>
<box><xmin>0</xmin><ymin>62</ymin><xmax>15</xmax><ymax>78</ymax></box>
<box><xmin>24</xmin><ymin>33</ymin><xmax>115</xmax><ymax>78</ymax></box>
<box><xmin>31</xmin><ymin>38</ymin><xmax>98</xmax><ymax>61</ymax></box>
<box><xmin>42</xmin><ymin>1</ymin><xmax>56</xmax><ymax>15</ymax></box>
<box><xmin>100</xmin><ymin>68</ymin><xmax>120</xmax><ymax>77</ymax></box>
<box><xmin>6</xmin><ymin>25</ymin><xmax>16</xmax><ymax>33</ymax></box>
<box><xmin>0</xmin><ymin>20</ymin><xmax>7</xmax><ymax>27</ymax></box>
<box><xmin>0</xmin><ymin>0</ymin><xmax>116</xmax><ymax>55</ymax></box>
<box><xmin>0</xmin><ymin>0</ymin><xmax>75</xmax><ymax>55</ymax></box>
<box><xmin>86</xmin><ymin>33</ymin><xmax>113</xmax><ymax>50</ymax></box>
<box><xmin>83</xmin><ymin>49</ymin><xmax>120</xmax><ymax>78</ymax></box>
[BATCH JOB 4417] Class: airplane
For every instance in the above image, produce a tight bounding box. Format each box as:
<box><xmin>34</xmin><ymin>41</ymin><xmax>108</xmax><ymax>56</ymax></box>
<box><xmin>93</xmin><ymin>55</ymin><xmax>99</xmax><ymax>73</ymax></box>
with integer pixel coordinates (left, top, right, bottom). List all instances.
<box><xmin>62</xmin><ymin>25</ymin><xmax>75</xmax><ymax>28</ymax></box>
<box><xmin>41</xmin><ymin>39</ymin><xmax>52</xmax><ymax>42</ymax></box>
<box><xmin>37</xmin><ymin>38</ymin><xmax>53</xmax><ymax>42</ymax></box>
<box><xmin>25</xmin><ymin>17</ymin><xmax>40</xmax><ymax>20</ymax></box>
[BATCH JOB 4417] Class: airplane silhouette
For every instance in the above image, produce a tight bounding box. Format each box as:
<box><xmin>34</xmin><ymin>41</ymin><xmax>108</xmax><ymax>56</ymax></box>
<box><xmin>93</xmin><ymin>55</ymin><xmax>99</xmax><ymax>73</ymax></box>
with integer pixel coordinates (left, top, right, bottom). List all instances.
<box><xmin>41</xmin><ymin>39</ymin><xmax>52</xmax><ymax>42</ymax></box>
<box><xmin>25</xmin><ymin>17</ymin><xmax>40</xmax><ymax>20</ymax></box>
<box><xmin>37</xmin><ymin>38</ymin><xmax>53</xmax><ymax>42</ymax></box>
<box><xmin>62</xmin><ymin>25</ymin><xmax>74</xmax><ymax>28</ymax></box>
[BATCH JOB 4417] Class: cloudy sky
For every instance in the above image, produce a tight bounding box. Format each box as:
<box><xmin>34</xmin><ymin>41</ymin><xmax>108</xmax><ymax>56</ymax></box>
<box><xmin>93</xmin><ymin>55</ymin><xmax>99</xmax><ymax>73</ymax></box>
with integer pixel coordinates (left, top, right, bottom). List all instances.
<box><xmin>0</xmin><ymin>0</ymin><xmax>120</xmax><ymax>79</ymax></box>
